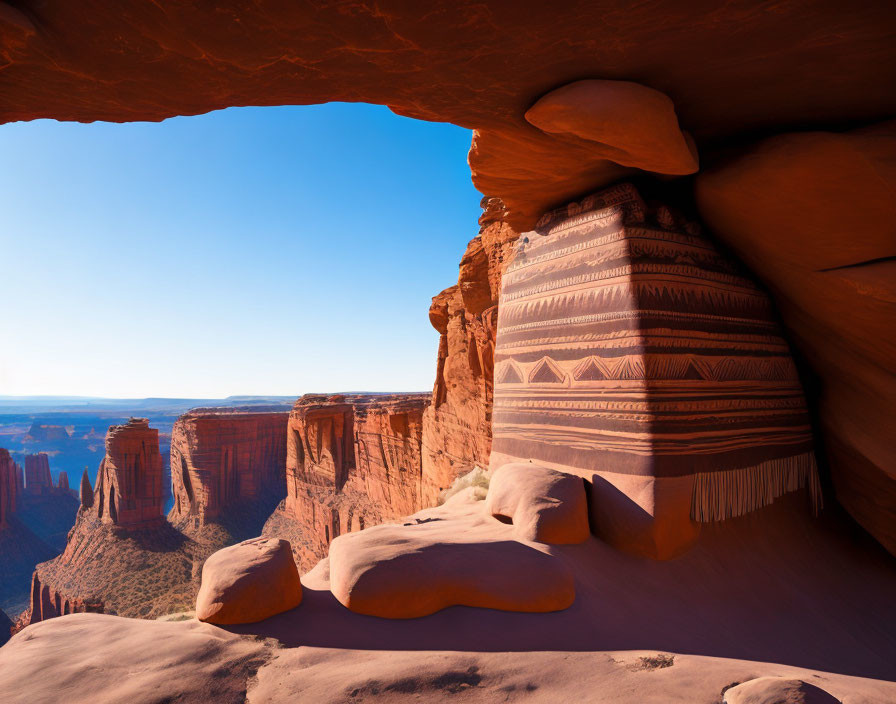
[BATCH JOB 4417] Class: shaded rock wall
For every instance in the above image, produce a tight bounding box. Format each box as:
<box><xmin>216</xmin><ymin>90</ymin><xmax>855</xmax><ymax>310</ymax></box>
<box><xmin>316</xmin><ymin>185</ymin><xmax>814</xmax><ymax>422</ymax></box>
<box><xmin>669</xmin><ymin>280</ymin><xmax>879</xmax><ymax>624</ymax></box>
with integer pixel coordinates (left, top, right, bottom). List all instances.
<box><xmin>169</xmin><ymin>408</ymin><xmax>288</xmax><ymax>528</ymax></box>
<box><xmin>0</xmin><ymin>449</ymin><xmax>76</xmax><ymax>617</ymax></box>
<box><xmin>696</xmin><ymin>122</ymin><xmax>896</xmax><ymax>554</ymax></box>
<box><xmin>0</xmin><ymin>608</ymin><xmax>10</xmax><ymax>646</ymax></box>
<box><xmin>421</xmin><ymin>205</ymin><xmax>519</xmax><ymax>503</ymax></box>
<box><xmin>490</xmin><ymin>183</ymin><xmax>818</xmax><ymax>558</ymax></box>
<box><xmin>267</xmin><ymin>393</ymin><xmax>429</xmax><ymax>570</ymax></box>
<box><xmin>94</xmin><ymin>418</ymin><xmax>163</xmax><ymax>529</ymax></box>
<box><xmin>23</xmin><ymin>453</ymin><xmax>52</xmax><ymax>494</ymax></box>
<box><xmin>0</xmin><ymin>449</ymin><xmax>18</xmax><ymax>526</ymax></box>
<box><xmin>23</xmin><ymin>571</ymin><xmax>103</xmax><ymax>626</ymax></box>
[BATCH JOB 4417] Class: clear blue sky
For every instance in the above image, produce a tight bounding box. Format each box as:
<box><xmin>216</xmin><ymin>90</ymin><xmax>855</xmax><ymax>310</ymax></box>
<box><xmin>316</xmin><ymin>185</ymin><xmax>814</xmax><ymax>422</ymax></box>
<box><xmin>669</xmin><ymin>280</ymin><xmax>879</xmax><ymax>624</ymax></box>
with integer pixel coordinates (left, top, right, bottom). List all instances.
<box><xmin>0</xmin><ymin>104</ymin><xmax>481</xmax><ymax>398</ymax></box>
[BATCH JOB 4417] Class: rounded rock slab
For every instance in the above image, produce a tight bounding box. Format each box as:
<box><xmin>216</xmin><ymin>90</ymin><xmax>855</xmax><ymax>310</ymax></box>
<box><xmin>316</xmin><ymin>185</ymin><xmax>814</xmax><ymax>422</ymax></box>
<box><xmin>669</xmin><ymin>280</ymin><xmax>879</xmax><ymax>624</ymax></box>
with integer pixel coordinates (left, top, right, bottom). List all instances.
<box><xmin>724</xmin><ymin>677</ymin><xmax>839</xmax><ymax>704</ymax></box>
<box><xmin>328</xmin><ymin>516</ymin><xmax>575</xmax><ymax>619</ymax></box>
<box><xmin>196</xmin><ymin>537</ymin><xmax>302</xmax><ymax>625</ymax></box>
<box><xmin>486</xmin><ymin>463</ymin><xmax>590</xmax><ymax>544</ymax></box>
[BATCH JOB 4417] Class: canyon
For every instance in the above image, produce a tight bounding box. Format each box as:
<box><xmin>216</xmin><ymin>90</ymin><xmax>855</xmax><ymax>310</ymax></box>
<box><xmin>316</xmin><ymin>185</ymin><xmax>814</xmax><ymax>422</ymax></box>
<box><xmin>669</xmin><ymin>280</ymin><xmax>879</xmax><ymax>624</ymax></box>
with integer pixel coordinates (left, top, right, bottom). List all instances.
<box><xmin>0</xmin><ymin>449</ymin><xmax>77</xmax><ymax>618</ymax></box>
<box><xmin>0</xmin><ymin>0</ymin><xmax>891</xmax><ymax>558</ymax></box>
<box><xmin>12</xmin><ymin>389</ymin><xmax>466</xmax><ymax>626</ymax></box>
<box><xmin>1</xmin><ymin>2</ymin><xmax>895</xmax><ymax>702</ymax></box>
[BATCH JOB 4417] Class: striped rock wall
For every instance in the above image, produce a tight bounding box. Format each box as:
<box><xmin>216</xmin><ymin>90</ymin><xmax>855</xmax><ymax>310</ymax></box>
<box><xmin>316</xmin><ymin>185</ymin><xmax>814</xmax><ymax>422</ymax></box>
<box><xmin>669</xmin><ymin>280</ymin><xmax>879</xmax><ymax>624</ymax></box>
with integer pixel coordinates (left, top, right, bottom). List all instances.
<box><xmin>490</xmin><ymin>183</ymin><xmax>819</xmax><ymax>558</ymax></box>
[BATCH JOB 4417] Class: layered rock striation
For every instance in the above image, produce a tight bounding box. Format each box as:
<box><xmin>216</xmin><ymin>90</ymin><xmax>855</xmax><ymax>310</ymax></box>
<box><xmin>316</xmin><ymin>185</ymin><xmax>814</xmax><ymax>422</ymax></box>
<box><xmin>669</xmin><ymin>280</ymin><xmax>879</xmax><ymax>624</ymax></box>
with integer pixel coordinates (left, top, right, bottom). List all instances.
<box><xmin>2</xmin><ymin>2</ymin><xmax>894</xmax><ymax>232</ymax></box>
<box><xmin>22</xmin><ymin>572</ymin><xmax>103</xmax><ymax>625</ymax></box>
<box><xmin>490</xmin><ymin>183</ymin><xmax>819</xmax><ymax>558</ymax></box>
<box><xmin>0</xmin><ymin>449</ymin><xmax>19</xmax><ymax>526</ymax></box>
<box><xmin>0</xmin><ymin>450</ymin><xmax>74</xmax><ymax>617</ymax></box>
<box><xmin>421</xmin><ymin>203</ymin><xmax>518</xmax><ymax>503</ymax></box>
<box><xmin>94</xmin><ymin>418</ymin><xmax>164</xmax><ymax>529</ymax></box>
<box><xmin>169</xmin><ymin>408</ymin><xmax>288</xmax><ymax>529</ymax></box>
<box><xmin>265</xmin><ymin>393</ymin><xmax>429</xmax><ymax>570</ymax></box>
<box><xmin>23</xmin><ymin>453</ymin><xmax>52</xmax><ymax>494</ymax></box>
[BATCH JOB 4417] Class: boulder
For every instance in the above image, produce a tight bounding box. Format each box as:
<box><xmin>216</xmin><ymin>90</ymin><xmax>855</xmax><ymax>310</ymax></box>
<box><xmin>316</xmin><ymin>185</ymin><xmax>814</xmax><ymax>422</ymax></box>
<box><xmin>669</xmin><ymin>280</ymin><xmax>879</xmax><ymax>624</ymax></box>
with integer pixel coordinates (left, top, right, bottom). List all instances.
<box><xmin>724</xmin><ymin>677</ymin><xmax>839</xmax><ymax>704</ymax></box>
<box><xmin>524</xmin><ymin>79</ymin><xmax>698</xmax><ymax>175</ymax></box>
<box><xmin>485</xmin><ymin>463</ymin><xmax>589</xmax><ymax>544</ymax></box>
<box><xmin>196</xmin><ymin>537</ymin><xmax>302</xmax><ymax>625</ymax></box>
<box><xmin>328</xmin><ymin>506</ymin><xmax>575</xmax><ymax>618</ymax></box>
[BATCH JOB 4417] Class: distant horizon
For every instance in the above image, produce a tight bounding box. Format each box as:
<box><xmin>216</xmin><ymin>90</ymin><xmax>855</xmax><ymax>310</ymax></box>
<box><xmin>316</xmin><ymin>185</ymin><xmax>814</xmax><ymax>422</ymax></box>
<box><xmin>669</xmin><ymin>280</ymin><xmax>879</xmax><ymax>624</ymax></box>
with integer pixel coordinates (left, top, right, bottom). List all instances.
<box><xmin>0</xmin><ymin>103</ymin><xmax>479</xmax><ymax>397</ymax></box>
<box><xmin>0</xmin><ymin>391</ymin><xmax>429</xmax><ymax>401</ymax></box>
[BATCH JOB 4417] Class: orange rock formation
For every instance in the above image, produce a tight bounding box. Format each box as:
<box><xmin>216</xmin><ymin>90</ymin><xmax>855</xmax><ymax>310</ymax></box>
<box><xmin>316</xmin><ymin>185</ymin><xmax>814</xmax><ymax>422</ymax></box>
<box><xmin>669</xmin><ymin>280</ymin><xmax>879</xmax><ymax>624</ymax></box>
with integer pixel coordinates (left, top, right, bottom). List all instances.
<box><xmin>169</xmin><ymin>408</ymin><xmax>288</xmax><ymax>528</ymax></box>
<box><xmin>421</xmin><ymin>208</ymin><xmax>519</xmax><ymax>502</ymax></box>
<box><xmin>23</xmin><ymin>454</ymin><xmax>52</xmax><ymax>494</ymax></box>
<box><xmin>0</xmin><ymin>1</ymin><xmax>892</xmax><ymax>556</ymax></box>
<box><xmin>94</xmin><ymin>419</ymin><xmax>164</xmax><ymax>529</ymax></box>
<box><xmin>0</xmin><ymin>450</ymin><xmax>18</xmax><ymax>526</ymax></box>
<box><xmin>266</xmin><ymin>393</ymin><xmax>429</xmax><ymax>570</ymax></box>
<box><xmin>196</xmin><ymin>537</ymin><xmax>301</xmax><ymax>625</ymax></box>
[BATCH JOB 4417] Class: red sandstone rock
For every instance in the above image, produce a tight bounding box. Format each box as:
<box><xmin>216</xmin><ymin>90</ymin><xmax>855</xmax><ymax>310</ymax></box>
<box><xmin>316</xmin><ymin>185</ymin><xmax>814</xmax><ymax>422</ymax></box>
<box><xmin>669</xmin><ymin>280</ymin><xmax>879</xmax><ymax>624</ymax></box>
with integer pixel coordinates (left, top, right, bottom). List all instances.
<box><xmin>1</xmin><ymin>2</ymin><xmax>893</xmax><ymax>231</ymax></box>
<box><xmin>79</xmin><ymin>469</ymin><xmax>93</xmax><ymax>509</ymax></box>
<box><xmin>269</xmin><ymin>393</ymin><xmax>429</xmax><ymax>570</ymax></box>
<box><xmin>524</xmin><ymin>80</ymin><xmax>698</xmax><ymax>175</ymax></box>
<box><xmin>169</xmin><ymin>408</ymin><xmax>288</xmax><ymax>527</ymax></box>
<box><xmin>696</xmin><ymin>122</ymin><xmax>896</xmax><ymax>555</ymax></box>
<box><xmin>56</xmin><ymin>471</ymin><xmax>69</xmax><ymax>493</ymax></box>
<box><xmin>0</xmin><ymin>613</ymin><xmax>269</xmax><ymax>704</ymax></box>
<box><xmin>23</xmin><ymin>453</ymin><xmax>52</xmax><ymax>494</ymax></box>
<box><xmin>485</xmin><ymin>463</ymin><xmax>589</xmax><ymax>544</ymax></box>
<box><xmin>196</xmin><ymin>537</ymin><xmax>302</xmax><ymax>625</ymax></box>
<box><xmin>0</xmin><ymin>449</ymin><xmax>18</xmax><ymax>525</ymax></box>
<box><xmin>724</xmin><ymin>677</ymin><xmax>838</xmax><ymax>704</ymax></box>
<box><xmin>22</xmin><ymin>570</ymin><xmax>103</xmax><ymax>626</ymax></box>
<box><xmin>490</xmin><ymin>183</ymin><xmax>818</xmax><ymax>559</ymax></box>
<box><xmin>421</xmin><ymin>212</ymin><xmax>519</xmax><ymax>503</ymax></box>
<box><xmin>94</xmin><ymin>418</ymin><xmax>163</xmax><ymax>529</ymax></box>
<box><xmin>328</xmin><ymin>493</ymin><xmax>575</xmax><ymax>618</ymax></box>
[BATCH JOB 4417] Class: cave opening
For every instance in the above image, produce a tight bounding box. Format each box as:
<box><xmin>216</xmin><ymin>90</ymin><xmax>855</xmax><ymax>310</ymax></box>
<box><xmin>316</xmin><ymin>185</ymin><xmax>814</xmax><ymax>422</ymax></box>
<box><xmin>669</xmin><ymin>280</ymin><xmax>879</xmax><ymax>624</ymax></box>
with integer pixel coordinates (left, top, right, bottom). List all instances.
<box><xmin>0</xmin><ymin>102</ymin><xmax>480</xmax><ymax>402</ymax></box>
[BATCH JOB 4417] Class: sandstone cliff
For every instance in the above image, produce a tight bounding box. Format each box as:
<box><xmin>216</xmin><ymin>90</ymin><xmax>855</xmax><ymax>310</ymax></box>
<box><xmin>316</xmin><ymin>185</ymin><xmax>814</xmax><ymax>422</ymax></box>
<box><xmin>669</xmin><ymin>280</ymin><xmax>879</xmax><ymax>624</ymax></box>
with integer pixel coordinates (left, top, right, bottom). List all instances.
<box><xmin>696</xmin><ymin>122</ymin><xmax>896</xmax><ymax>554</ymax></box>
<box><xmin>169</xmin><ymin>408</ymin><xmax>288</xmax><ymax>530</ymax></box>
<box><xmin>0</xmin><ymin>449</ymin><xmax>18</xmax><ymax>526</ymax></box>
<box><xmin>23</xmin><ymin>453</ymin><xmax>52</xmax><ymax>494</ymax></box>
<box><xmin>0</xmin><ymin>450</ymin><xmax>73</xmax><ymax>617</ymax></box>
<box><xmin>264</xmin><ymin>393</ymin><xmax>429</xmax><ymax>570</ymax></box>
<box><xmin>94</xmin><ymin>418</ymin><xmax>164</xmax><ymax>529</ymax></box>
<box><xmin>421</xmin><ymin>201</ymin><xmax>519</xmax><ymax>503</ymax></box>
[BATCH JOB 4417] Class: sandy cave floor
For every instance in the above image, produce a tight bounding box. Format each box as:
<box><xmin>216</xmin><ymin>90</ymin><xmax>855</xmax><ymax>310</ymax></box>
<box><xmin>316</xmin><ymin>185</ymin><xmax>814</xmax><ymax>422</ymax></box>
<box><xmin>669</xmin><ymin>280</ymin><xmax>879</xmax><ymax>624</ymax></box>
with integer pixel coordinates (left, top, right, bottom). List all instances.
<box><xmin>0</xmin><ymin>491</ymin><xmax>894</xmax><ymax>703</ymax></box>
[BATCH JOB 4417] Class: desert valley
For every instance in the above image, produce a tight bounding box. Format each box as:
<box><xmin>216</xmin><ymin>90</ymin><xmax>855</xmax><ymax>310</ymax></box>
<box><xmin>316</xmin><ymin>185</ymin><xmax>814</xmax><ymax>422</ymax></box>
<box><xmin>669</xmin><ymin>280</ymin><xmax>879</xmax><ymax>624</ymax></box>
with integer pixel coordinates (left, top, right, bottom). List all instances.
<box><xmin>1</xmin><ymin>2</ymin><xmax>895</xmax><ymax>703</ymax></box>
